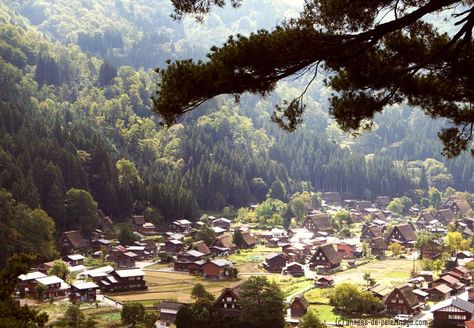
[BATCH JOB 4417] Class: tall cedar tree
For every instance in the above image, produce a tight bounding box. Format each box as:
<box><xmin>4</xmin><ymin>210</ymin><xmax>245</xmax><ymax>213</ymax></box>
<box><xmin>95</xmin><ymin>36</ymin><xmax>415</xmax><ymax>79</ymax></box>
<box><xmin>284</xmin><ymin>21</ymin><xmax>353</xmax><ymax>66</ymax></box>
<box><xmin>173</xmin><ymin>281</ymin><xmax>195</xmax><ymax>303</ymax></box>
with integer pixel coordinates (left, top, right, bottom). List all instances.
<box><xmin>157</xmin><ymin>0</ymin><xmax>474</xmax><ymax>158</ymax></box>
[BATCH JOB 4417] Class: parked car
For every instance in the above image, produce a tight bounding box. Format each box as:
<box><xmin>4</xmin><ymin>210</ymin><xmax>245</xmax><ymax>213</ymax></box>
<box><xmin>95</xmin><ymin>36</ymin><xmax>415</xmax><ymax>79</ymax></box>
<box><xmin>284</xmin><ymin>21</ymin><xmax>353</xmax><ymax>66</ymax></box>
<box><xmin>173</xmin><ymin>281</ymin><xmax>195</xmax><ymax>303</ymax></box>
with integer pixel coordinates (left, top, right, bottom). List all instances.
<box><xmin>394</xmin><ymin>314</ymin><xmax>412</xmax><ymax>322</ymax></box>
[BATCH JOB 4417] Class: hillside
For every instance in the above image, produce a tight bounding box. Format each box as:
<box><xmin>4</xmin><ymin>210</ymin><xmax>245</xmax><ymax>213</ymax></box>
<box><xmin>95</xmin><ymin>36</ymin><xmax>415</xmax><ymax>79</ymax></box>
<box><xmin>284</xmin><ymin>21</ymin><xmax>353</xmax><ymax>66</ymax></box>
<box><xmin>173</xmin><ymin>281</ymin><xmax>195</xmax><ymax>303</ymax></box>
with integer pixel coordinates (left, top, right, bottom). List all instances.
<box><xmin>0</xmin><ymin>1</ymin><xmax>473</xmax><ymax>265</ymax></box>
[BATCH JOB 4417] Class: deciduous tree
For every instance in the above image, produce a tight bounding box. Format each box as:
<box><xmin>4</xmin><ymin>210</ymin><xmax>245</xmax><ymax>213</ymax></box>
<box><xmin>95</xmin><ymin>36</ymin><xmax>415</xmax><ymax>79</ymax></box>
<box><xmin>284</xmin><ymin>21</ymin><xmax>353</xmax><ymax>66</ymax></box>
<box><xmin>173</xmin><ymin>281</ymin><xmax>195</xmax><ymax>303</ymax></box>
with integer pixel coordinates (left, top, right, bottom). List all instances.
<box><xmin>238</xmin><ymin>276</ymin><xmax>286</xmax><ymax>328</ymax></box>
<box><xmin>121</xmin><ymin>303</ymin><xmax>145</xmax><ymax>327</ymax></box>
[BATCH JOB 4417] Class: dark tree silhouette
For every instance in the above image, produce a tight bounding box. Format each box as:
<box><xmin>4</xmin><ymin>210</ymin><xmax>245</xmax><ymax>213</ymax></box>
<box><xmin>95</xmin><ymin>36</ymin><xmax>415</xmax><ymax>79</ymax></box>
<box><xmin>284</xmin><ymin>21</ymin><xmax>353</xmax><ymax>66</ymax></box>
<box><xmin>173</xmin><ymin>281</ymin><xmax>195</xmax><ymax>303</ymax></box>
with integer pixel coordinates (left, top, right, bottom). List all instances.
<box><xmin>155</xmin><ymin>0</ymin><xmax>474</xmax><ymax>158</ymax></box>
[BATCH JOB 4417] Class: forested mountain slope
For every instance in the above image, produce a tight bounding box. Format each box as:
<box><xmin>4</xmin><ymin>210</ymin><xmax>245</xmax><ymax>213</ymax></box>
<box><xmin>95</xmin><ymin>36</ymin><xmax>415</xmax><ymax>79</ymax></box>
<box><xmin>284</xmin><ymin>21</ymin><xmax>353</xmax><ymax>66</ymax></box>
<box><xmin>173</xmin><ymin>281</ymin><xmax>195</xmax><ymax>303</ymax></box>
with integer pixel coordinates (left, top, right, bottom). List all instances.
<box><xmin>0</xmin><ymin>0</ymin><xmax>472</xmax><ymax>253</ymax></box>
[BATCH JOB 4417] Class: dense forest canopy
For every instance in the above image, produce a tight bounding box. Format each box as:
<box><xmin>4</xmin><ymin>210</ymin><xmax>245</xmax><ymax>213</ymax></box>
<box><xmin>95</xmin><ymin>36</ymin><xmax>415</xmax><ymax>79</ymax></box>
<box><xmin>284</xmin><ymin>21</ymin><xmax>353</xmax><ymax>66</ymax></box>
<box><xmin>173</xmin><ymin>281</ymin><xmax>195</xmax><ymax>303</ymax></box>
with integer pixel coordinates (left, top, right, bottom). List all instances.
<box><xmin>156</xmin><ymin>0</ymin><xmax>474</xmax><ymax>158</ymax></box>
<box><xmin>0</xmin><ymin>1</ymin><xmax>473</xmax><ymax>267</ymax></box>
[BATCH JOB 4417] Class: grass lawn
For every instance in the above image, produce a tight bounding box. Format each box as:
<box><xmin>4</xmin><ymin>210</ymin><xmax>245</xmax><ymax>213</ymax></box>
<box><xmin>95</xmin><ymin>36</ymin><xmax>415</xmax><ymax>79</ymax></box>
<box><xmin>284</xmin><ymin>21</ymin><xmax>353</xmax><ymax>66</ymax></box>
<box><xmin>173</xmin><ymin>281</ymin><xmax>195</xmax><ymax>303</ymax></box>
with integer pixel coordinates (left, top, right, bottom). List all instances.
<box><xmin>309</xmin><ymin>304</ymin><xmax>344</xmax><ymax>323</ymax></box>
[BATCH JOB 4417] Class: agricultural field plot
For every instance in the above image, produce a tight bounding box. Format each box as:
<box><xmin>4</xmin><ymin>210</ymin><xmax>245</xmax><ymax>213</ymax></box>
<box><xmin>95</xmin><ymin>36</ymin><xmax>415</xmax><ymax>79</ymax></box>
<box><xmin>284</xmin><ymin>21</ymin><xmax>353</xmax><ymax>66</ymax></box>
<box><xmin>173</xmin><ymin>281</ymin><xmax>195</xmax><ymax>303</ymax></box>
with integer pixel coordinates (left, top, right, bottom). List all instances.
<box><xmin>108</xmin><ymin>271</ymin><xmax>237</xmax><ymax>304</ymax></box>
<box><xmin>271</xmin><ymin>275</ymin><xmax>314</xmax><ymax>297</ymax></box>
<box><xmin>82</xmin><ymin>307</ymin><xmax>123</xmax><ymax>327</ymax></box>
<box><xmin>332</xmin><ymin>259</ymin><xmax>422</xmax><ymax>287</ymax></box>
<box><xmin>228</xmin><ymin>245</ymin><xmax>280</xmax><ymax>273</ymax></box>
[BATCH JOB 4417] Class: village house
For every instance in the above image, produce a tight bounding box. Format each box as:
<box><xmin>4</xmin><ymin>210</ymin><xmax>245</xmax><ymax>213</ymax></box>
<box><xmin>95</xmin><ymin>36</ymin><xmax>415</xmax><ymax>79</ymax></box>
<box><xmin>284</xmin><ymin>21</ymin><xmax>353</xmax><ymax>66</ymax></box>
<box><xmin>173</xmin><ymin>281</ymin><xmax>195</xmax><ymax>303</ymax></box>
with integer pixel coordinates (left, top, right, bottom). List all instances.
<box><xmin>430</xmin><ymin>275</ymin><xmax>466</xmax><ymax>296</ymax></box>
<box><xmin>336</xmin><ymin>240</ymin><xmax>358</xmax><ymax>258</ymax></box>
<box><xmin>60</xmin><ymin>230</ymin><xmax>88</xmax><ymax>255</ymax></box>
<box><xmin>213</xmin><ymin>226</ymin><xmax>227</xmax><ymax>235</ymax></box>
<box><xmin>138</xmin><ymin>222</ymin><xmax>156</xmax><ymax>235</ymax></box>
<box><xmin>116</xmin><ymin>251</ymin><xmax>137</xmax><ymax>268</ymax></box>
<box><xmin>90</xmin><ymin>238</ymin><xmax>112</xmax><ymax>252</ymax></box>
<box><xmin>350</xmin><ymin>211</ymin><xmax>364</xmax><ymax>223</ymax></box>
<box><xmin>368</xmin><ymin>284</ymin><xmax>391</xmax><ymax>300</ymax></box>
<box><xmin>288</xmin><ymin>227</ymin><xmax>314</xmax><ymax>240</ymax></box>
<box><xmin>202</xmin><ymin>259</ymin><xmax>235</xmax><ymax>280</ymax></box>
<box><xmin>353</xmin><ymin>200</ymin><xmax>372</xmax><ymax>211</ymax></box>
<box><xmin>302</xmin><ymin>212</ymin><xmax>332</xmax><ymax>234</ymax></box>
<box><xmin>156</xmin><ymin>301</ymin><xmax>185</xmax><ymax>327</ymax></box>
<box><xmin>126</xmin><ymin>245</ymin><xmax>148</xmax><ymax>260</ymax></box>
<box><xmin>428</xmin><ymin>284</ymin><xmax>453</xmax><ymax>301</ymax></box>
<box><xmin>282</xmin><ymin>244</ymin><xmax>306</xmax><ymax>262</ymax></box>
<box><xmin>283</xmin><ymin>262</ymin><xmax>305</xmax><ymax>277</ymax></box>
<box><xmin>241</xmin><ymin>232</ymin><xmax>257</xmax><ymax>249</ymax></box>
<box><xmin>210</xmin><ymin>245</ymin><xmax>231</xmax><ymax>256</ymax></box>
<box><xmin>362</xmin><ymin>208</ymin><xmax>386</xmax><ymax>221</ymax></box>
<box><xmin>309</xmin><ymin>244</ymin><xmax>341</xmax><ymax>271</ymax></box>
<box><xmin>263</xmin><ymin>253</ymin><xmax>288</xmax><ymax>273</ymax></box>
<box><xmin>191</xmin><ymin>240</ymin><xmax>211</xmax><ymax>256</ymax></box>
<box><xmin>165</xmin><ymin>232</ymin><xmax>185</xmax><ymax>241</ymax></box>
<box><xmin>386</xmin><ymin>223</ymin><xmax>417</xmax><ymax>248</ymax></box>
<box><xmin>108</xmin><ymin>245</ymin><xmax>128</xmax><ymax>262</ymax></box>
<box><xmin>443</xmin><ymin>197</ymin><xmax>473</xmax><ymax>216</ymax></box>
<box><xmin>322</xmin><ymin>192</ymin><xmax>342</xmax><ymax>205</ymax></box>
<box><xmin>431</xmin><ymin>298</ymin><xmax>474</xmax><ymax>328</ymax></box>
<box><xmin>418</xmin><ymin>271</ymin><xmax>434</xmax><ymax>282</ymax></box>
<box><xmin>89</xmin><ymin>229</ymin><xmax>104</xmax><ymax>242</ymax></box>
<box><xmin>420</xmin><ymin>239</ymin><xmax>444</xmax><ymax>260</ymax></box>
<box><xmin>161</xmin><ymin>239</ymin><xmax>184</xmax><ymax>254</ymax></box>
<box><xmin>315</xmin><ymin>276</ymin><xmax>334</xmax><ymax>288</ymax></box>
<box><xmin>375</xmin><ymin>196</ymin><xmax>391</xmax><ymax>208</ymax></box>
<box><xmin>370</xmin><ymin>237</ymin><xmax>388</xmax><ymax>259</ymax></box>
<box><xmin>171</xmin><ymin>219</ymin><xmax>192</xmax><ymax>233</ymax></box>
<box><xmin>383</xmin><ymin>285</ymin><xmax>422</xmax><ymax>315</ymax></box>
<box><xmin>97</xmin><ymin>209</ymin><xmax>113</xmax><ymax>231</ymax></box>
<box><xmin>136</xmin><ymin>239</ymin><xmax>157</xmax><ymax>257</ymax></box>
<box><xmin>416</xmin><ymin>210</ymin><xmax>435</xmax><ymax>230</ymax></box>
<box><xmin>360</xmin><ymin>225</ymin><xmax>383</xmax><ymax>242</ymax></box>
<box><xmin>174</xmin><ymin>250</ymin><xmax>206</xmax><ymax>271</ymax></box>
<box><xmin>110</xmin><ymin>268</ymin><xmax>146</xmax><ymax>292</ymax></box>
<box><xmin>213</xmin><ymin>283</ymin><xmax>243</xmax><ymax>318</ymax></box>
<box><xmin>435</xmin><ymin>209</ymin><xmax>456</xmax><ymax>226</ymax></box>
<box><xmin>289</xmin><ymin>296</ymin><xmax>309</xmax><ymax>317</ymax></box>
<box><xmin>70</xmin><ymin>281</ymin><xmax>99</xmax><ymax>302</ymax></box>
<box><xmin>131</xmin><ymin>215</ymin><xmax>146</xmax><ymax>231</ymax></box>
<box><xmin>18</xmin><ymin>271</ymin><xmax>47</xmax><ymax>296</ymax></box>
<box><xmin>412</xmin><ymin>289</ymin><xmax>429</xmax><ymax>303</ymax></box>
<box><xmin>212</xmin><ymin>217</ymin><xmax>232</xmax><ymax>230</ymax></box>
<box><xmin>65</xmin><ymin>254</ymin><xmax>85</xmax><ymax>267</ymax></box>
<box><xmin>35</xmin><ymin>275</ymin><xmax>70</xmax><ymax>299</ymax></box>
<box><xmin>35</xmin><ymin>261</ymin><xmax>55</xmax><ymax>274</ymax></box>
<box><xmin>212</xmin><ymin>234</ymin><xmax>237</xmax><ymax>252</ymax></box>
<box><xmin>188</xmin><ymin>260</ymin><xmax>206</xmax><ymax>275</ymax></box>
<box><xmin>448</xmin><ymin>266</ymin><xmax>473</xmax><ymax>285</ymax></box>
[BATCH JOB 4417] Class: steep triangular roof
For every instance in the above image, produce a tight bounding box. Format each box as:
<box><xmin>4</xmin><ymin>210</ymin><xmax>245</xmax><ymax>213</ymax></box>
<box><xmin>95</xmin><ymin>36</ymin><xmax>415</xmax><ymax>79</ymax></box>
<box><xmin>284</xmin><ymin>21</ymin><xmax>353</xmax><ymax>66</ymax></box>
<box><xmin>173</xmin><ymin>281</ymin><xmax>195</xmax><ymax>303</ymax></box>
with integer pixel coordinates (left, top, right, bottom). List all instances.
<box><xmin>311</xmin><ymin>244</ymin><xmax>341</xmax><ymax>265</ymax></box>
<box><xmin>63</xmin><ymin>230</ymin><xmax>88</xmax><ymax>248</ymax></box>
<box><xmin>213</xmin><ymin>233</ymin><xmax>236</xmax><ymax>249</ymax></box>
<box><xmin>241</xmin><ymin>232</ymin><xmax>256</xmax><ymax>247</ymax></box>
<box><xmin>362</xmin><ymin>225</ymin><xmax>383</xmax><ymax>238</ymax></box>
<box><xmin>192</xmin><ymin>240</ymin><xmax>211</xmax><ymax>255</ymax></box>
<box><xmin>391</xmin><ymin>224</ymin><xmax>416</xmax><ymax>242</ymax></box>
<box><xmin>290</xmin><ymin>296</ymin><xmax>309</xmax><ymax>309</ymax></box>
<box><xmin>385</xmin><ymin>285</ymin><xmax>419</xmax><ymax>308</ymax></box>
<box><xmin>436</xmin><ymin>209</ymin><xmax>455</xmax><ymax>224</ymax></box>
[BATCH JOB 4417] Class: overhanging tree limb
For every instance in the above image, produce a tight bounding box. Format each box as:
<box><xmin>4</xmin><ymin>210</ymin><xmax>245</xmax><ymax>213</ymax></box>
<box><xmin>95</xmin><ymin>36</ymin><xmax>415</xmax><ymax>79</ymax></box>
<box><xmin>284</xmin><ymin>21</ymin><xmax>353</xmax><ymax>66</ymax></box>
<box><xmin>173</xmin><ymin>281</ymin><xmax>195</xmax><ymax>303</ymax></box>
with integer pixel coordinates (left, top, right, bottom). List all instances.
<box><xmin>154</xmin><ymin>0</ymin><xmax>474</xmax><ymax>157</ymax></box>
